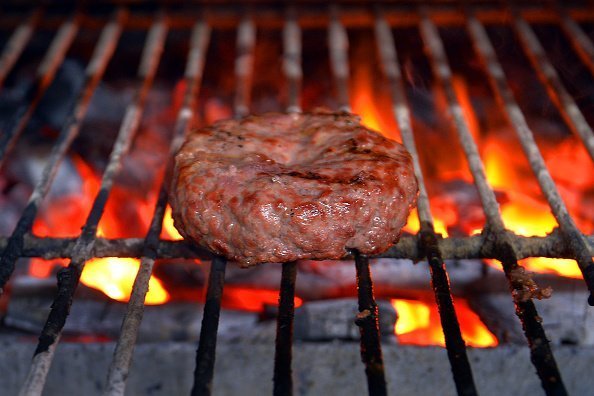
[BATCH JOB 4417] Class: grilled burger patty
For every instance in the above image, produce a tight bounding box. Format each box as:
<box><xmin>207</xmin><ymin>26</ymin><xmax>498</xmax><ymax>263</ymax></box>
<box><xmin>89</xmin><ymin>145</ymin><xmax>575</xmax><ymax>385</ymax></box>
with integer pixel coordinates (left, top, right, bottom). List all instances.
<box><xmin>170</xmin><ymin>111</ymin><xmax>418</xmax><ymax>266</ymax></box>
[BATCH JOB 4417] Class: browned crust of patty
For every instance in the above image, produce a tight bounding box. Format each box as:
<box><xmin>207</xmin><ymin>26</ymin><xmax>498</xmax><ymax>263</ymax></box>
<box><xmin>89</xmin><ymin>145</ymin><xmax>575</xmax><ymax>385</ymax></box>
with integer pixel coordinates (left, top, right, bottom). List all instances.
<box><xmin>170</xmin><ymin>111</ymin><xmax>418</xmax><ymax>266</ymax></box>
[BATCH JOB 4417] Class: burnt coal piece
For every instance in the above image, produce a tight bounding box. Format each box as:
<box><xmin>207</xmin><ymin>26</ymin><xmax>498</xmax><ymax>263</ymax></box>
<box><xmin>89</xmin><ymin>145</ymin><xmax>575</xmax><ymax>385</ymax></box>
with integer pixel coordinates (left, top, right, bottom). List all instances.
<box><xmin>294</xmin><ymin>298</ymin><xmax>397</xmax><ymax>341</ymax></box>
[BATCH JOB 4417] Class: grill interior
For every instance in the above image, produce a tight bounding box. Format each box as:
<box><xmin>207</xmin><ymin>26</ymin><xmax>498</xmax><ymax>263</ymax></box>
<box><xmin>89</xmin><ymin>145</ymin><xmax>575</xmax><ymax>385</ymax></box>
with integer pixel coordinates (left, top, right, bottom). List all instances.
<box><xmin>1</xmin><ymin>1</ymin><xmax>594</xmax><ymax>395</ymax></box>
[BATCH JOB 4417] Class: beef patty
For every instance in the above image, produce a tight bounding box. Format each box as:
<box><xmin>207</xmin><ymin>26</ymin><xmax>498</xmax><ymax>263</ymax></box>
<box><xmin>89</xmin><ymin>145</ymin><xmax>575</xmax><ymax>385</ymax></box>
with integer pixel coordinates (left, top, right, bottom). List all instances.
<box><xmin>170</xmin><ymin>111</ymin><xmax>418</xmax><ymax>266</ymax></box>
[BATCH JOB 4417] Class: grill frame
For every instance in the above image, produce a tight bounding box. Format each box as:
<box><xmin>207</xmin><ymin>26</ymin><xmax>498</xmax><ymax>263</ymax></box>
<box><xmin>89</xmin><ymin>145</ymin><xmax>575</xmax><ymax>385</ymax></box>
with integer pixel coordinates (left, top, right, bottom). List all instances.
<box><xmin>0</xmin><ymin>2</ymin><xmax>593</xmax><ymax>396</ymax></box>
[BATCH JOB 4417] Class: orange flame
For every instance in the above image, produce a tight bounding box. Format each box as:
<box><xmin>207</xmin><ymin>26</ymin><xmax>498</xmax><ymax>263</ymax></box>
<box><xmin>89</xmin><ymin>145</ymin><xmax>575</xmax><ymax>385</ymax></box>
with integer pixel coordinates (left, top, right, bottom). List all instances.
<box><xmin>452</xmin><ymin>76</ymin><xmax>480</xmax><ymax>142</ymax></box>
<box><xmin>80</xmin><ymin>257</ymin><xmax>169</xmax><ymax>305</ymax></box>
<box><xmin>499</xmin><ymin>196</ymin><xmax>557</xmax><ymax>237</ymax></box>
<box><xmin>352</xmin><ymin>81</ymin><xmax>386</xmax><ymax>137</ymax></box>
<box><xmin>391</xmin><ymin>298</ymin><xmax>498</xmax><ymax>348</ymax></box>
<box><xmin>161</xmin><ymin>205</ymin><xmax>183</xmax><ymax>240</ymax></box>
<box><xmin>519</xmin><ymin>257</ymin><xmax>581</xmax><ymax>279</ymax></box>
<box><xmin>350</xmin><ymin>56</ymin><xmax>454</xmax><ymax>237</ymax></box>
<box><xmin>351</xmin><ymin>47</ymin><xmax>398</xmax><ymax>140</ymax></box>
<box><xmin>403</xmin><ymin>208</ymin><xmax>450</xmax><ymax>237</ymax></box>
<box><xmin>393</xmin><ymin>299</ymin><xmax>431</xmax><ymax>335</ymax></box>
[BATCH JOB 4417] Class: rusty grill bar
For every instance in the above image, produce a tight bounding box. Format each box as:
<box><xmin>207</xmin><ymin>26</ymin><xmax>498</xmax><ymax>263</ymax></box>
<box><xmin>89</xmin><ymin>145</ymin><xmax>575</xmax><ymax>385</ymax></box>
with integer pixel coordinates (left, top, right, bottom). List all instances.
<box><xmin>512</xmin><ymin>8</ymin><xmax>594</xmax><ymax>163</ymax></box>
<box><xmin>0</xmin><ymin>13</ymin><xmax>79</xmax><ymax>170</ymax></box>
<box><xmin>0</xmin><ymin>8</ymin><xmax>127</xmax><ymax>293</ymax></box>
<box><xmin>0</xmin><ymin>8</ymin><xmax>42</xmax><ymax>88</ymax></box>
<box><xmin>1</xmin><ymin>2</ymin><xmax>594</xmax><ymax>396</ymax></box>
<box><xmin>273</xmin><ymin>261</ymin><xmax>297</xmax><ymax>396</ymax></box>
<box><xmin>272</xmin><ymin>16</ymin><xmax>302</xmax><ymax>394</ymax></box>
<box><xmin>105</xmin><ymin>19</ymin><xmax>211</xmax><ymax>396</ymax></box>
<box><xmin>327</xmin><ymin>9</ymin><xmax>388</xmax><ymax>395</ymax></box>
<box><xmin>466</xmin><ymin>8</ymin><xmax>594</xmax><ymax>299</ymax></box>
<box><xmin>374</xmin><ymin>9</ymin><xmax>478</xmax><ymax>396</ymax></box>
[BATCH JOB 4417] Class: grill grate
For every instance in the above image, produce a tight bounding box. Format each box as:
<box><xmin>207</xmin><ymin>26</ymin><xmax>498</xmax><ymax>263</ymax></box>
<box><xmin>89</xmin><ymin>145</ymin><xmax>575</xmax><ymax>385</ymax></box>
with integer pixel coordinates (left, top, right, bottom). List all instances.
<box><xmin>419</xmin><ymin>7</ymin><xmax>566</xmax><ymax>393</ymax></box>
<box><xmin>0</xmin><ymin>2</ymin><xmax>593</xmax><ymax>396</ymax></box>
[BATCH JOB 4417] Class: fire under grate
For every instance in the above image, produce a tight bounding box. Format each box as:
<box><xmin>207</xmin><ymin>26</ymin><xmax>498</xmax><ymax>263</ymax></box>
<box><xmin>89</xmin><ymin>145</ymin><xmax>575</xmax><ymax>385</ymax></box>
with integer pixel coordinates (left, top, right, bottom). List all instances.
<box><xmin>0</xmin><ymin>2</ymin><xmax>594</xmax><ymax>396</ymax></box>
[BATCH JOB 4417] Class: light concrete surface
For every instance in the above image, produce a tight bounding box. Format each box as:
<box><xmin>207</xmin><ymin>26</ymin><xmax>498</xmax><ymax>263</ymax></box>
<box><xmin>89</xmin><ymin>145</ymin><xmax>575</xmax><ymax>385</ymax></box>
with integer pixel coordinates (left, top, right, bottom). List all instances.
<box><xmin>1</xmin><ymin>338</ymin><xmax>593</xmax><ymax>395</ymax></box>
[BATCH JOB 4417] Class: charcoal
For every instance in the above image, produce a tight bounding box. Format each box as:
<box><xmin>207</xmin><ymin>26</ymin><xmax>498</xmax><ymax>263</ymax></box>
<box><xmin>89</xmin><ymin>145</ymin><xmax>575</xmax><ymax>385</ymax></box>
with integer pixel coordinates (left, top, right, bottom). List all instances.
<box><xmin>294</xmin><ymin>298</ymin><xmax>396</xmax><ymax>341</ymax></box>
<box><xmin>5</xmin><ymin>148</ymin><xmax>82</xmax><ymax>198</ymax></box>
<box><xmin>0</xmin><ymin>181</ymin><xmax>30</xmax><ymax>235</ymax></box>
<box><xmin>468</xmin><ymin>293</ymin><xmax>525</xmax><ymax>345</ymax></box>
<box><xmin>534</xmin><ymin>291</ymin><xmax>594</xmax><ymax>345</ymax></box>
<box><xmin>4</xmin><ymin>276</ymin><xmax>257</xmax><ymax>342</ymax></box>
<box><xmin>466</xmin><ymin>270</ymin><xmax>594</xmax><ymax>345</ymax></box>
<box><xmin>35</xmin><ymin>60</ymin><xmax>86</xmax><ymax>129</ymax></box>
<box><xmin>224</xmin><ymin>258</ymin><xmax>486</xmax><ymax>301</ymax></box>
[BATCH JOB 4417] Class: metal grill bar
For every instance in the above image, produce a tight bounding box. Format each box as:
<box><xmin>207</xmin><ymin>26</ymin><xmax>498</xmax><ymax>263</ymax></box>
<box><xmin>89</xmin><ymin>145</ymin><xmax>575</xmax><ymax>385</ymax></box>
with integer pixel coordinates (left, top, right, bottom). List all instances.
<box><xmin>467</xmin><ymin>12</ymin><xmax>594</xmax><ymax>302</ymax></box>
<box><xmin>419</xmin><ymin>11</ymin><xmax>567</xmax><ymax>395</ymax></box>
<box><xmin>234</xmin><ymin>15</ymin><xmax>256</xmax><ymax>118</ymax></box>
<box><xmin>558</xmin><ymin>8</ymin><xmax>594</xmax><ymax>77</ymax></box>
<box><xmin>192</xmin><ymin>14</ymin><xmax>257</xmax><ymax>394</ymax></box>
<box><xmin>271</xmin><ymin>11</ymin><xmax>303</xmax><ymax>394</ymax></box>
<box><xmin>191</xmin><ymin>255</ymin><xmax>227</xmax><ymax>396</ymax></box>
<box><xmin>103</xmin><ymin>20</ymin><xmax>211</xmax><ymax>396</ymax></box>
<box><xmin>327</xmin><ymin>7</ymin><xmax>387</xmax><ymax>395</ymax></box>
<box><xmin>0</xmin><ymin>8</ymin><xmax>127</xmax><ymax>295</ymax></box>
<box><xmin>354</xmin><ymin>251</ymin><xmax>387</xmax><ymax>396</ymax></box>
<box><xmin>4</xmin><ymin>232</ymin><xmax>593</xmax><ymax>261</ymax></box>
<box><xmin>0</xmin><ymin>15</ymin><xmax>79</xmax><ymax>170</ymax></box>
<box><xmin>273</xmin><ymin>261</ymin><xmax>297</xmax><ymax>396</ymax></box>
<box><xmin>328</xmin><ymin>5</ymin><xmax>350</xmax><ymax>112</ymax></box>
<box><xmin>374</xmin><ymin>11</ymin><xmax>478</xmax><ymax>396</ymax></box>
<box><xmin>0</xmin><ymin>8</ymin><xmax>42</xmax><ymax>88</ymax></box>
<box><xmin>512</xmin><ymin>11</ymin><xmax>594</xmax><ymax>163</ymax></box>
<box><xmin>283</xmin><ymin>6</ymin><xmax>302</xmax><ymax>113</ymax></box>
<box><xmin>18</xmin><ymin>13</ymin><xmax>167</xmax><ymax>396</ymax></box>
<box><xmin>420</xmin><ymin>16</ymin><xmax>501</xmax><ymax>229</ymax></box>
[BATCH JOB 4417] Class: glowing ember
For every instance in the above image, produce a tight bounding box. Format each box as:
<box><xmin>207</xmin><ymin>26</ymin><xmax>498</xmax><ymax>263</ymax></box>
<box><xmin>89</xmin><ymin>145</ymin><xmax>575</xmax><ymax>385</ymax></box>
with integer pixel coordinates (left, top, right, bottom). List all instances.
<box><xmin>29</xmin><ymin>156</ymin><xmax>171</xmax><ymax>304</ymax></box>
<box><xmin>80</xmin><ymin>257</ymin><xmax>169</xmax><ymax>305</ymax></box>
<box><xmin>449</xmin><ymin>75</ymin><xmax>592</xmax><ymax>280</ymax></box>
<box><xmin>349</xmin><ymin>47</ymin><xmax>591</xmax><ymax>283</ymax></box>
<box><xmin>29</xmin><ymin>258</ymin><xmax>67</xmax><ymax>278</ymax></box>
<box><xmin>222</xmin><ymin>287</ymin><xmax>303</xmax><ymax>312</ymax></box>
<box><xmin>483</xmin><ymin>148</ymin><xmax>583</xmax><ymax>278</ymax></box>
<box><xmin>520</xmin><ymin>257</ymin><xmax>581</xmax><ymax>279</ymax></box>
<box><xmin>500</xmin><ymin>195</ymin><xmax>557</xmax><ymax>237</ymax></box>
<box><xmin>391</xmin><ymin>298</ymin><xmax>498</xmax><ymax>348</ymax></box>
<box><xmin>33</xmin><ymin>156</ymin><xmax>98</xmax><ymax>238</ymax></box>
<box><xmin>29</xmin><ymin>157</ymin><xmax>100</xmax><ymax>279</ymax></box>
